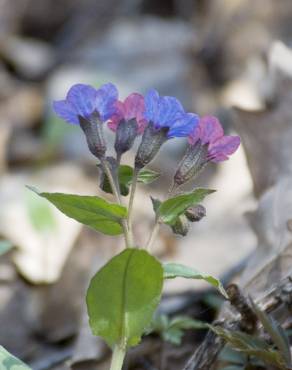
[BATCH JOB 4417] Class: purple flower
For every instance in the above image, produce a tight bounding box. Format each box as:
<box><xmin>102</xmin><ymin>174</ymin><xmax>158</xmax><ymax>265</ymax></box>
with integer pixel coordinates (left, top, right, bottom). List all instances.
<box><xmin>107</xmin><ymin>93</ymin><xmax>147</xmax><ymax>156</ymax></box>
<box><xmin>108</xmin><ymin>93</ymin><xmax>146</xmax><ymax>133</ymax></box>
<box><xmin>174</xmin><ymin>115</ymin><xmax>240</xmax><ymax>186</ymax></box>
<box><xmin>144</xmin><ymin>89</ymin><xmax>199</xmax><ymax>138</ymax></box>
<box><xmin>188</xmin><ymin>115</ymin><xmax>240</xmax><ymax>162</ymax></box>
<box><xmin>53</xmin><ymin>83</ymin><xmax>118</xmax><ymax>159</ymax></box>
<box><xmin>53</xmin><ymin>83</ymin><xmax>118</xmax><ymax>124</ymax></box>
<box><xmin>135</xmin><ymin>90</ymin><xmax>199</xmax><ymax>169</ymax></box>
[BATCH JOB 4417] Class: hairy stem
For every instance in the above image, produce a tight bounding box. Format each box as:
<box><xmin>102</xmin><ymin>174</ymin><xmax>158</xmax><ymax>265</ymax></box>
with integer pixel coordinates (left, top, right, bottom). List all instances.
<box><xmin>127</xmin><ymin>167</ymin><xmax>139</xmax><ymax>240</ymax></box>
<box><xmin>109</xmin><ymin>344</ymin><xmax>126</xmax><ymax>370</ymax></box>
<box><xmin>145</xmin><ymin>182</ymin><xmax>177</xmax><ymax>251</ymax></box>
<box><xmin>100</xmin><ymin>158</ymin><xmax>131</xmax><ymax>248</ymax></box>
<box><xmin>145</xmin><ymin>218</ymin><xmax>161</xmax><ymax>251</ymax></box>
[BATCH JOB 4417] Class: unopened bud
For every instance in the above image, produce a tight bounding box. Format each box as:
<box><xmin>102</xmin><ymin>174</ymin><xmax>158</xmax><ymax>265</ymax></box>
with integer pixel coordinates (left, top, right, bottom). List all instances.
<box><xmin>185</xmin><ymin>204</ymin><xmax>206</xmax><ymax>222</ymax></box>
<box><xmin>171</xmin><ymin>214</ymin><xmax>190</xmax><ymax>236</ymax></box>
<box><xmin>174</xmin><ymin>142</ymin><xmax>208</xmax><ymax>186</ymax></box>
<box><xmin>78</xmin><ymin>111</ymin><xmax>106</xmax><ymax>159</ymax></box>
<box><xmin>135</xmin><ymin>123</ymin><xmax>168</xmax><ymax>169</ymax></box>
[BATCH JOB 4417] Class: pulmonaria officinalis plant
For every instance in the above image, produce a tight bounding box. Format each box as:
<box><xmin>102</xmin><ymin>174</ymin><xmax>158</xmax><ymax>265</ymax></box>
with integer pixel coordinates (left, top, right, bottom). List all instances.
<box><xmin>28</xmin><ymin>83</ymin><xmax>240</xmax><ymax>370</ymax></box>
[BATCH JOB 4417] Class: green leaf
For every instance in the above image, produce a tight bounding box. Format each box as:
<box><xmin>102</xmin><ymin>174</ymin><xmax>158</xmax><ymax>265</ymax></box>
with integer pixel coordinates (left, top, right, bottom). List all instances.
<box><xmin>86</xmin><ymin>249</ymin><xmax>163</xmax><ymax>348</ymax></box>
<box><xmin>163</xmin><ymin>327</ymin><xmax>184</xmax><ymax>345</ymax></box>
<box><xmin>163</xmin><ymin>263</ymin><xmax>228</xmax><ymax>298</ymax></box>
<box><xmin>148</xmin><ymin>314</ymin><xmax>207</xmax><ymax>346</ymax></box>
<box><xmin>158</xmin><ymin>188</ymin><xmax>215</xmax><ymax>225</ymax></box>
<box><xmin>0</xmin><ymin>346</ymin><xmax>31</xmax><ymax>369</ymax></box>
<box><xmin>27</xmin><ymin>186</ymin><xmax>127</xmax><ymax>235</ymax></box>
<box><xmin>150</xmin><ymin>197</ymin><xmax>162</xmax><ymax>214</ymax></box>
<box><xmin>102</xmin><ymin>165</ymin><xmax>160</xmax><ymax>196</ymax></box>
<box><xmin>209</xmin><ymin>326</ymin><xmax>287</xmax><ymax>369</ymax></box>
<box><xmin>251</xmin><ymin>301</ymin><xmax>292</xmax><ymax>367</ymax></box>
<box><xmin>168</xmin><ymin>316</ymin><xmax>207</xmax><ymax>330</ymax></box>
<box><xmin>0</xmin><ymin>241</ymin><xmax>13</xmax><ymax>256</ymax></box>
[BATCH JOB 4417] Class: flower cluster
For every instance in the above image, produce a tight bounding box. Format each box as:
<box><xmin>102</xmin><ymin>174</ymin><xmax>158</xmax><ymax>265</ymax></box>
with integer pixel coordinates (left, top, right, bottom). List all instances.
<box><xmin>54</xmin><ymin>83</ymin><xmax>240</xmax><ymax>184</ymax></box>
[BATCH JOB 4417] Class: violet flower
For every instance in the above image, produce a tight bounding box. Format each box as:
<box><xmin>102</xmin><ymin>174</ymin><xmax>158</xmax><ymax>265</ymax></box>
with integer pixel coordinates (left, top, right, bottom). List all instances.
<box><xmin>108</xmin><ymin>93</ymin><xmax>146</xmax><ymax>157</ymax></box>
<box><xmin>135</xmin><ymin>89</ymin><xmax>199</xmax><ymax>169</ymax></box>
<box><xmin>53</xmin><ymin>83</ymin><xmax>118</xmax><ymax>159</ymax></box>
<box><xmin>174</xmin><ymin>115</ymin><xmax>240</xmax><ymax>186</ymax></box>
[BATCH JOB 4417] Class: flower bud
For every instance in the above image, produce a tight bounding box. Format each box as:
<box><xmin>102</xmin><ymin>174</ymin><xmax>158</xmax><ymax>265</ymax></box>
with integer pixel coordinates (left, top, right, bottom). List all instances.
<box><xmin>114</xmin><ymin>118</ymin><xmax>138</xmax><ymax>156</ymax></box>
<box><xmin>78</xmin><ymin>111</ymin><xmax>106</xmax><ymax>159</ymax></box>
<box><xmin>171</xmin><ymin>214</ymin><xmax>190</xmax><ymax>236</ymax></box>
<box><xmin>135</xmin><ymin>123</ymin><xmax>169</xmax><ymax>169</ymax></box>
<box><xmin>185</xmin><ymin>204</ymin><xmax>206</xmax><ymax>222</ymax></box>
<box><xmin>174</xmin><ymin>142</ymin><xmax>208</xmax><ymax>186</ymax></box>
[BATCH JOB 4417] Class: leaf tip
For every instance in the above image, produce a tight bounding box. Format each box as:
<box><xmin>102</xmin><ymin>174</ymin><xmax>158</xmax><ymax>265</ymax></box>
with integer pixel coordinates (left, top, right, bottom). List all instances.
<box><xmin>25</xmin><ymin>185</ymin><xmax>40</xmax><ymax>194</ymax></box>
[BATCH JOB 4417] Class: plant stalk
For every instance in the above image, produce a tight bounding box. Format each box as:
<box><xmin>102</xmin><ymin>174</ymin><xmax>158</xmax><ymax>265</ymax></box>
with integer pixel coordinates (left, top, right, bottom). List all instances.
<box><xmin>145</xmin><ymin>218</ymin><xmax>161</xmax><ymax>251</ymax></box>
<box><xmin>145</xmin><ymin>182</ymin><xmax>176</xmax><ymax>251</ymax></box>
<box><xmin>100</xmin><ymin>158</ymin><xmax>132</xmax><ymax>248</ymax></box>
<box><xmin>127</xmin><ymin>167</ymin><xmax>139</xmax><ymax>240</ymax></box>
<box><xmin>109</xmin><ymin>344</ymin><xmax>126</xmax><ymax>370</ymax></box>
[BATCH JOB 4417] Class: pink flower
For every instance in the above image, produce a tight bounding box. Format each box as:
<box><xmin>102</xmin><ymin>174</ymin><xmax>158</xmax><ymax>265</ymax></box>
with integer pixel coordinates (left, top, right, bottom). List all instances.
<box><xmin>188</xmin><ymin>116</ymin><xmax>240</xmax><ymax>162</ymax></box>
<box><xmin>108</xmin><ymin>93</ymin><xmax>146</xmax><ymax>134</ymax></box>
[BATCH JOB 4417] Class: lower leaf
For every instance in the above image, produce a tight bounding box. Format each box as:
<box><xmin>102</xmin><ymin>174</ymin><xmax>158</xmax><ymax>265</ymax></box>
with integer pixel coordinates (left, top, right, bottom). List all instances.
<box><xmin>86</xmin><ymin>249</ymin><xmax>163</xmax><ymax>348</ymax></box>
<box><xmin>163</xmin><ymin>262</ymin><xmax>228</xmax><ymax>298</ymax></box>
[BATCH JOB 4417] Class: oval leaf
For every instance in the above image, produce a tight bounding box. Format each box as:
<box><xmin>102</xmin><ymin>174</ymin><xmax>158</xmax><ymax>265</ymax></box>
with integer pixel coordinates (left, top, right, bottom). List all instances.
<box><xmin>27</xmin><ymin>186</ymin><xmax>127</xmax><ymax>235</ymax></box>
<box><xmin>158</xmin><ymin>188</ymin><xmax>215</xmax><ymax>225</ymax></box>
<box><xmin>87</xmin><ymin>249</ymin><xmax>163</xmax><ymax>347</ymax></box>
<box><xmin>0</xmin><ymin>346</ymin><xmax>31</xmax><ymax>370</ymax></box>
<box><xmin>163</xmin><ymin>262</ymin><xmax>228</xmax><ymax>298</ymax></box>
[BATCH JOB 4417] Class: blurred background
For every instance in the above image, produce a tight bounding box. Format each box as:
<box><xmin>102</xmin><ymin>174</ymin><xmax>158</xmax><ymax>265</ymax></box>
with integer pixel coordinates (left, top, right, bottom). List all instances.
<box><xmin>1</xmin><ymin>0</ymin><xmax>292</xmax><ymax>369</ymax></box>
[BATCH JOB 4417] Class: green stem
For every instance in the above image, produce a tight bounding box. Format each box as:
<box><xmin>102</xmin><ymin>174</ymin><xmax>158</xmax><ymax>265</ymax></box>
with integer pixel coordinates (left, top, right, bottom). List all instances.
<box><xmin>127</xmin><ymin>167</ymin><xmax>139</xmax><ymax>239</ymax></box>
<box><xmin>145</xmin><ymin>182</ymin><xmax>177</xmax><ymax>251</ymax></box>
<box><xmin>145</xmin><ymin>218</ymin><xmax>161</xmax><ymax>252</ymax></box>
<box><xmin>100</xmin><ymin>158</ymin><xmax>131</xmax><ymax>248</ymax></box>
<box><xmin>109</xmin><ymin>344</ymin><xmax>126</xmax><ymax>370</ymax></box>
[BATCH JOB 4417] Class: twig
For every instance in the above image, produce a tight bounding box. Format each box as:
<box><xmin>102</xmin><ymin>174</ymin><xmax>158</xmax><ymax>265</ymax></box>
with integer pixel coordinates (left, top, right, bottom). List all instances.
<box><xmin>181</xmin><ymin>277</ymin><xmax>292</xmax><ymax>370</ymax></box>
<box><xmin>182</xmin><ymin>321</ymin><xmax>237</xmax><ymax>370</ymax></box>
<box><xmin>226</xmin><ymin>284</ymin><xmax>258</xmax><ymax>333</ymax></box>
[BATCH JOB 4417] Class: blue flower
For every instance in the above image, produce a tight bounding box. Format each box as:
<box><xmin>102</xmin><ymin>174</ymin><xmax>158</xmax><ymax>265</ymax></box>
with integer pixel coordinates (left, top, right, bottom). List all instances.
<box><xmin>135</xmin><ymin>90</ymin><xmax>199</xmax><ymax>168</ymax></box>
<box><xmin>53</xmin><ymin>83</ymin><xmax>118</xmax><ymax>124</ymax></box>
<box><xmin>144</xmin><ymin>89</ymin><xmax>199</xmax><ymax>138</ymax></box>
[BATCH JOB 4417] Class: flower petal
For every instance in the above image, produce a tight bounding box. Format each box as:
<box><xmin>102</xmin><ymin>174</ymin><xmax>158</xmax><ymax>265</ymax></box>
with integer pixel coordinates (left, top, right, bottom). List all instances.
<box><xmin>144</xmin><ymin>89</ymin><xmax>160</xmax><ymax>123</ymax></box>
<box><xmin>209</xmin><ymin>135</ymin><xmax>240</xmax><ymax>162</ymax></box>
<box><xmin>95</xmin><ymin>83</ymin><xmax>119</xmax><ymax>121</ymax></box>
<box><xmin>53</xmin><ymin>100</ymin><xmax>79</xmax><ymax>125</ymax></box>
<box><xmin>123</xmin><ymin>93</ymin><xmax>144</xmax><ymax>120</ymax></box>
<box><xmin>107</xmin><ymin>101</ymin><xmax>125</xmax><ymax>132</ymax></box>
<box><xmin>67</xmin><ymin>84</ymin><xmax>97</xmax><ymax>118</ymax></box>
<box><xmin>156</xmin><ymin>96</ymin><xmax>184</xmax><ymax>127</ymax></box>
<box><xmin>168</xmin><ymin>113</ymin><xmax>199</xmax><ymax>138</ymax></box>
<box><xmin>188</xmin><ymin>122</ymin><xmax>202</xmax><ymax>145</ymax></box>
<box><xmin>123</xmin><ymin>93</ymin><xmax>147</xmax><ymax>133</ymax></box>
<box><xmin>199</xmin><ymin>116</ymin><xmax>224</xmax><ymax>144</ymax></box>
